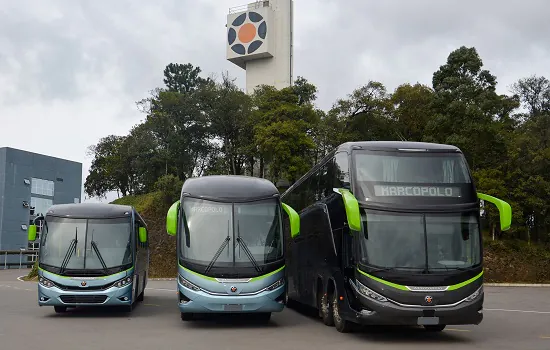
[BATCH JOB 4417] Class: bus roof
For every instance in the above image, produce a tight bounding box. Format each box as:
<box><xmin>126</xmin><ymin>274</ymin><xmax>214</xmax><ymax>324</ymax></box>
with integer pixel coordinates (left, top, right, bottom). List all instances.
<box><xmin>181</xmin><ymin>175</ymin><xmax>279</xmax><ymax>202</ymax></box>
<box><xmin>335</xmin><ymin>141</ymin><xmax>462</xmax><ymax>153</ymax></box>
<box><xmin>46</xmin><ymin>202</ymin><xmax>145</xmax><ymax>222</ymax></box>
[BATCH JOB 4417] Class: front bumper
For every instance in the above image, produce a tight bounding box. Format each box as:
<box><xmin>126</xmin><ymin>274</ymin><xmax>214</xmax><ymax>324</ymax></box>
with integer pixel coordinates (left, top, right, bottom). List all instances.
<box><xmin>343</xmin><ymin>283</ymin><xmax>484</xmax><ymax>326</ymax></box>
<box><xmin>177</xmin><ymin>282</ymin><xmax>285</xmax><ymax>313</ymax></box>
<box><xmin>38</xmin><ymin>283</ymin><xmax>133</xmax><ymax>307</ymax></box>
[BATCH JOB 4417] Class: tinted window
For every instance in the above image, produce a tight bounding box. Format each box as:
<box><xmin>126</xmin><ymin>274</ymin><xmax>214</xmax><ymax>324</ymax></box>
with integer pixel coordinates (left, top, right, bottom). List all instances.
<box><xmin>334</xmin><ymin>152</ymin><xmax>350</xmax><ymax>188</ymax></box>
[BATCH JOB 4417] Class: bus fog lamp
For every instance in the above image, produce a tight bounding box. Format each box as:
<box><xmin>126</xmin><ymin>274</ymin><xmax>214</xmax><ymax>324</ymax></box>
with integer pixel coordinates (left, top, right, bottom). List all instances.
<box><xmin>356</xmin><ymin>280</ymin><xmax>387</xmax><ymax>302</ymax></box>
<box><xmin>178</xmin><ymin>275</ymin><xmax>200</xmax><ymax>291</ymax></box>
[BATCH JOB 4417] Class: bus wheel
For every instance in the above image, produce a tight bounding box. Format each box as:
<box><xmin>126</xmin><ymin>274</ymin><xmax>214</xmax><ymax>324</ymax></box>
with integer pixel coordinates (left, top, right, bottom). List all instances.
<box><xmin>319</xmin><ymin>293</ymin><xmax>334</xmax><ymax>326</ymax></box>
<box><xmin>256</xmin><ymin>312</ymin><xmax>271</xmax><ymax>324</ymax></box>
<box><xmin>137</xmin><ymin>290</ymin><xmax>144</xmax><ymax>302</ymax></box>
<box><xmin>332</xmin><ymin>294</ymin><xmax>353</xmax><ymax>333</ymax></box>
<box><xmin>181</xmin><ymin>312</ymin><xmax>194</xmax><ymax>321</ymax></box>
<box><xmin>54</xmin><ymin>306</ymin><xmax>67</xmax><ymax>313</ymax></box>
<box><xmin>424</xmin><ymin>325</ymin><xmax>446</xmax><ymax>332</ymax></box>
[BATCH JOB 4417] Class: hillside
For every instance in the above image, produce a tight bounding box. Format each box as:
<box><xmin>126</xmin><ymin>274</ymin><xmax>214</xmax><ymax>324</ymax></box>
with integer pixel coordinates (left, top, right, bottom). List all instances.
<box><xmin>113</xmin><ymin>193</ymin><xmax>550</xmax><ymax>283</ymax></box>
<box><xmin>112</xmin><ymin>192</ymin><xmax>178</xmax><ymax>278</ymax></box>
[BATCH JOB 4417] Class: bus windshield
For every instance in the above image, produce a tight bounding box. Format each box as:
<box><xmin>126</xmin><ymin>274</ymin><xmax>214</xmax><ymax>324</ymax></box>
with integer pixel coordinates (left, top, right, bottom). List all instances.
<box><xmin>179</xmin><ymin>197</ymin><xmax>283</xmax><ymax>270</ymax></box>
<box><xmin>358</xmin><ymin>209</ymin><xmax>481</xmax><ymax>271</ymax></box>
<box><xmin>40</xmin><ymin>216</ymin><xmax>133</xmax><ymax>270</ymax></box>
<box><xmin>352</xmin><ymin>150</ymin><xmax>475</xmax><ymax>204</ymax></box>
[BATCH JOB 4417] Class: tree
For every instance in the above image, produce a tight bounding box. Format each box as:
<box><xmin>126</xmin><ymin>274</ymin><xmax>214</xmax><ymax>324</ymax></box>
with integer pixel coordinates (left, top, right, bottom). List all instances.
<box><xmin>252</xmin><ymin>84</ymin><xmax>319</xmax><ymax>182</ymax></box>
<box><xmin>84</xmin><ymin>135</ymin><xmax>132</xmax><ymax>198</ymax></box>
<box><xmin>163</xmin><ymin>63</ymin><xmax>209</xmax><ymax>94</ymax></box>
<box><xmin>390</xmin><ymin>83</ymin><xmax>436</xmax><ymax>142</ymax></box>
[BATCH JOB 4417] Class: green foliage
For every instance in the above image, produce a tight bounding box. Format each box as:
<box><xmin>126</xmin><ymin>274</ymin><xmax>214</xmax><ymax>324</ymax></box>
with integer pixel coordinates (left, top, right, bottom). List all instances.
<box><xmin>26</xmin><ymin>261</ymin><xmax>39</xmax><ymax>280</ymax></box>
<box><xmin>87</xmin><ymin>47</ymin><xmax>550</xmax><ymax>245</ymax></box>
<box><xmin>154</xmin><ymin>174</ymin><xmax>183</xmax><ymax>205</ymax></box>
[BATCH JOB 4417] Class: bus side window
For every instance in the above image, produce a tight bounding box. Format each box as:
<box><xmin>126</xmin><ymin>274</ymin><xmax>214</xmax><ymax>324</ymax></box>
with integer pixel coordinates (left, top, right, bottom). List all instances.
<box><xmin>319</xmin><ymin>158</ymin><xmax>335</xmax><ymax>199</ymax></box>
<box><xmin>334</xmin><ymin>152</ymin><xmax>350</xmax><ymax>189</ymax></box>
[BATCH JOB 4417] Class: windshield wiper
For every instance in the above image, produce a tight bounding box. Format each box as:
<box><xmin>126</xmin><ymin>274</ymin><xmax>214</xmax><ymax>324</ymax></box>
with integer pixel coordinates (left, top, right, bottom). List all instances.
<box><xmin>90</xmin><ymin>240</ymin><xmax>108</xmax><ymax>274</ymax></box>
<box><xmin>236</xmin><ymin>221</ymin><xmax>261</xmax><ymax>273</ymax></box>
<box><xmin>60</xmin><ymin>228</ymin><xmax>78</xmax><ymax>274</ymax></box>
<box><xmin>204</xmin><ymin>220</ymin><xmax>231</xmax><ymax>275</ymax></box>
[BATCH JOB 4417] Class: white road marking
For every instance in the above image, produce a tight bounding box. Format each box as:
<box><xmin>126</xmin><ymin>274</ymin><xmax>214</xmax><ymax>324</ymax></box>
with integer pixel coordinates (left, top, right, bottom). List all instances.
<box><xmin>0</xmin><ymin>284</ymin><xmax>33</xmax><ymax>292</ymax></box>
<box><xmin>485</xmin><ymin>308</ymin><xmax>550</xmax><ymax>314</ymax></box>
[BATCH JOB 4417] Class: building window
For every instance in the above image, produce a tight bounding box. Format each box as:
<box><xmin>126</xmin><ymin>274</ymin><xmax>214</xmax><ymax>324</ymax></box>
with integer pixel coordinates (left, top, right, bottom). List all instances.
<box><xmin>31</xmin><ymin>197</ymin><xmax>53</xmax><ymax>217</ymax></box>
<box><xmin>31</xmin><ymin>178</ymin><xmax>55</xmax><ymax>197</ymax></box>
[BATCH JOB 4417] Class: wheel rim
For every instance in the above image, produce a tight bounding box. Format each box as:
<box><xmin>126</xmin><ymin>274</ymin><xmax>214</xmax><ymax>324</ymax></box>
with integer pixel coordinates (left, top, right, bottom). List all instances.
<box><xmin>332</xmin><ymin>296</ymin><xmax>342</xmax><ymax>324</ymax></box>
<box><xmin>321</xmin><ymin>295</ymin><xmax>330</xmax><ymax>318</ymax></box>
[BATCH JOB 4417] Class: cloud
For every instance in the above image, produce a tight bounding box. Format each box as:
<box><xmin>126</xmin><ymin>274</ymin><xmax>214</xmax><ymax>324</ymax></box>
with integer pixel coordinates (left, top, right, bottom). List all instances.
<box><xmin>1</xmin><ymin>0</ymin><xmax>549</xmax><ymax>204</ymax></box>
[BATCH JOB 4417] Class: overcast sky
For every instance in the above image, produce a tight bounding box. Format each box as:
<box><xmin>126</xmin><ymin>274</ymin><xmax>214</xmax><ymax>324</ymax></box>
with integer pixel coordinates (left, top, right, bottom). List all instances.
<box><xmin>1</xmin><ymin>0</ymin><xmax>549</xmax><ymax>204</ymax></box>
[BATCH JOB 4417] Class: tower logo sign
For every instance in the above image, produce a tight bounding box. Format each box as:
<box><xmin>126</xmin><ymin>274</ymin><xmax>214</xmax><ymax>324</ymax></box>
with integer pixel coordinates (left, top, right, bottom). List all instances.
<box><xmin>227</xmin><ymin>11</ymin><xmax>267</xmax><ymax>56</ymax></box>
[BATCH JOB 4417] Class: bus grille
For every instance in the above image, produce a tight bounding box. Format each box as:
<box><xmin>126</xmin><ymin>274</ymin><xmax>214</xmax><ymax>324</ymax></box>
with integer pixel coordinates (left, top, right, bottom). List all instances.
<box><xmin>59</xmin><ymin>295</ymin><xmax>108</xmax><ymax>304</ymax></box>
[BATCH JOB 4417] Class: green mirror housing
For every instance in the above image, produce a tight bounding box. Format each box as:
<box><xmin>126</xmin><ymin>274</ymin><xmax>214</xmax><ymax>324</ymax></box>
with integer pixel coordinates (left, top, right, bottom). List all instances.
<box><xmin>28</xmin><ymin>224</ymin><xmax>37</xmax><ymax>241</ymax></box>
<box><xmin>139</xmin><ymin>227</ymin><xmax>147</xmax><ymax>243</ymax></box>
<box><xmin>282</xmin><ymin>203</ymin><xmax>300</xmax><ymax>239</ymax></box>
<box><xmin>477</xmin><ymin>192</ymin><xmax>512</xmax><ymax>231</ymax></box>
<box><xmin>335</xmin><ymin>188</ymin><xmax>361</xmax><ymax>232</ymax></box>
<box><xmin>167</xmin><ymin>200</ymin><xmax>180</xmax><ymax>236</ymax></box>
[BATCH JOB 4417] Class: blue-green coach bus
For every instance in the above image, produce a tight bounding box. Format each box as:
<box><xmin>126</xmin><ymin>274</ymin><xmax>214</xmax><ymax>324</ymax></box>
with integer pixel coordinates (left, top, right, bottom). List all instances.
<box><xmin>166</xmin><ymin>175</ymin><xmax>300</xmax><ymax>323</ymax></box>
<box><xmin>28</xmin><ymin>203</ymin><xmax>150</xmax><ymax>313</ymax></box>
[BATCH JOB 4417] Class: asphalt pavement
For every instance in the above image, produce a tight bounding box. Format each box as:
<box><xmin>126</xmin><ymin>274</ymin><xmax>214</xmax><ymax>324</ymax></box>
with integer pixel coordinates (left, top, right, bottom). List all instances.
<box><xmin>0</xmin><ymin>269</ymin><xmax>549</xmax><ymax>350</ymax></box>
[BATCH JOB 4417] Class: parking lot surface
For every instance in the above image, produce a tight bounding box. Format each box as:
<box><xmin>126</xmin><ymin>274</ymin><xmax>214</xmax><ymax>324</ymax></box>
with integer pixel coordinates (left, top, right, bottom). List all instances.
<box><xmin>1</xmin><ymin>269</ymin><xmax>549</xmax><ymax>350</ymax></box>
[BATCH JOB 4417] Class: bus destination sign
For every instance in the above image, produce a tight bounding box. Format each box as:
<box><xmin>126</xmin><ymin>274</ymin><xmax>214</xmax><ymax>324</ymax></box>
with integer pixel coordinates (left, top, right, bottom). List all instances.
<box><xmin>190</xmin><ymin>205</ymin><xmax>226</xmax><ymax>213</ymax></box>
<box><xmin>373</xmin><ymin>185</ymin><xmax>461</xmax><ymax>197</ymax></box>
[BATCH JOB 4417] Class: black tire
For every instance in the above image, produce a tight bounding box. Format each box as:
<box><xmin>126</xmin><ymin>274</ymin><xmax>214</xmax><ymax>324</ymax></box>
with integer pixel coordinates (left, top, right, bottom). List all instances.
<box><xmin>424</xmin><ymin>325</ymin><xmax>446</xmax><ymax>332</ymax></box>
<box><xmin>137</xmin><ymin>288</ymin><xmax>144</xmax><ymax>302</ymax></box>
<box><xmin>319</xmin><ymin>293</ymin><xmax>334</xmax><ymax>326</ymax></box>
<box><xmin>181</xmin><ymin>312</ymin><xmax>194</xmax><ymax>321</ymax></box>
<box><xmin>256</xmin><ymin>312</ymin><xmax>271</xmax><ymax>323</ymax></box>
<box><xmin>332</xmin><ymin>293</ymin><xmax>354</xmax><ymax>333</ymax></box>
<box><xmin>125</xmin><ymin>303</ymin><xmax>133</xmax><ymax>313</ymax></box>
<box><xmin>54</xmin><ymin>306</ymin><xmax>67</xmax><ymax>313</ymax></box>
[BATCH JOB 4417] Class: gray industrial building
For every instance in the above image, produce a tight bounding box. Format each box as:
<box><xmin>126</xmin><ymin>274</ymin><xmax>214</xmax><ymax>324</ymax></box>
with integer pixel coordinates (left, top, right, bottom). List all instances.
<box><xmin>0</xmin><ymin>147</ymin><xmax>82</xmax><ymax>268</ymax></box>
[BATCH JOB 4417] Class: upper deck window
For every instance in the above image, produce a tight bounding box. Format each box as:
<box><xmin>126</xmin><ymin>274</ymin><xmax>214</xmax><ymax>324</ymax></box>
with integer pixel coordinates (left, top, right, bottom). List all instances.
<box><xmin>351</xmin><ymin>150</ymin><xmax>475</xmax><ymax>205</ymax></box>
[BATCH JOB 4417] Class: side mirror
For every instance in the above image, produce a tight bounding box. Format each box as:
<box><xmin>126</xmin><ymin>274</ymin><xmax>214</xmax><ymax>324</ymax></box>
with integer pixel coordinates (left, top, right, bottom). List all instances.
<box><xmin>334</xmin><ymin>188</ymin><xmax>361</xmax><ymax>232</ymax></box>
<box><xmin>28</xmin><ymin>224</ymin><xmax>37</xmax><ymax>241</ymax></box>
<box><xmin>281</xmin><ymin>203</ymin><xmax>300</xmax><ymax>239</ymax></box>
<box><xmin>477</xmin><ymin>193</ymin><xmax>512</xmax><ymax>231</ymax></box>
<box><xmin>167</xmin><ymin>200</ymin><xmax>180</xmax><ymax>236</ymax></box>
<box><xmin>139</xmin><ymin>227</ymin><xmax>147</xmax><ymax>243</ymax></box>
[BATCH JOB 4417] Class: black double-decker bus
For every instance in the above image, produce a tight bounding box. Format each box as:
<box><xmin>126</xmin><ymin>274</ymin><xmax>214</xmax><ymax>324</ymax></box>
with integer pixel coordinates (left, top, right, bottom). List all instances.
<box><xmin>281</xmin><ymin>141</ymin><xmax>511</xmax><ymax>333</ymax></box>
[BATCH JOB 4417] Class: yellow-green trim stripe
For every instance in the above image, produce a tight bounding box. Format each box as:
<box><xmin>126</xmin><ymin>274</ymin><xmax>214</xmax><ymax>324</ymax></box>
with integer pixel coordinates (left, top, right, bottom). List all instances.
<box><xmin>179</xmin><ymin>264</ymin><xmax>285</xmax><ymax>282</ymax></box>
<box><xmin>447</xmin><ymin>271</ymin><xmax>484</xmax><ymax>291</ymax></box>
<box><xmin>357</xmin><ymin>268</ymin><xmax>484</xmax><ymax>291</ymax></box>
<box><xmin>39</xmin><ymin>266</ymin><xmax>134</xmax><ymax>279</ymax></box>
<box><xmin>357</xmin><ymin>269</ymin><xmax>408</xmax><ymax>291</ymax></box>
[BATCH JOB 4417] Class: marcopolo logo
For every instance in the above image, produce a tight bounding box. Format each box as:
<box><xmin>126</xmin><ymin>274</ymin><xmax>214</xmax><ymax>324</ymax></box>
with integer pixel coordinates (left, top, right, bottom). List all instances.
<box><xmin>190</xmin><ymin>206</ymin><xmax>225</xmax><ymax>213</ymax></box>
<box><xmin>227</xmin><ymin>11</ymin><xmax>267</xmax><ymax>56</ymax></box>
<box><xmin>374</xmin><ymin>185</ymin><xmax>461</xmax><ymax>198</ymax></box>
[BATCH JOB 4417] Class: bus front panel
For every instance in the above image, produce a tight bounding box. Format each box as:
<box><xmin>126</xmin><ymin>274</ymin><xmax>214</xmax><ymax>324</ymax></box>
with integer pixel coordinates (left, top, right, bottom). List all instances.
<box><xmin>38</xmin><ymin>267</ymin><xmax>135</xmax><ymax>307</ymax></box>
<box><xmin>177</xmin><ymin>265</ymin><xmax>285</xmax><ymax>313</ymax></box>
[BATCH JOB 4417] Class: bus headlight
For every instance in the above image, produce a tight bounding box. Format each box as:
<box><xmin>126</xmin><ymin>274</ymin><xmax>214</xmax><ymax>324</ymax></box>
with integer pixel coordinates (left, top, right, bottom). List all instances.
<box><xmin>113</xmin><ymin>277</ymin><xmax>132</xmax><ymax>288</ymax></box>
<box><xmin>265</xmin><ymin>278</ymin><xmax>285</xmax><ymax>291</ymax></box>
<box><xmin>355</xmin><ymin>280</ymin><xmax>387</xmax><ymax>302</ymax></box>
<box><xmin>178</xmin><ymin>274</ymin><xmax>200</xmax><ymax>291</ymax></box>
<box><xmin>39</xmin><ymin>277</ymin><xmax>55</xmax><ymax>288</ymax></box>
<box><xmin>464</xmin><ymin>286</ymin><xmax>483</xmax><ymax>303</ymax></box>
